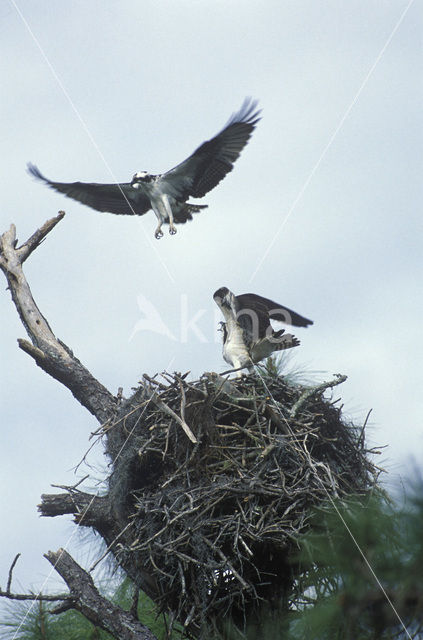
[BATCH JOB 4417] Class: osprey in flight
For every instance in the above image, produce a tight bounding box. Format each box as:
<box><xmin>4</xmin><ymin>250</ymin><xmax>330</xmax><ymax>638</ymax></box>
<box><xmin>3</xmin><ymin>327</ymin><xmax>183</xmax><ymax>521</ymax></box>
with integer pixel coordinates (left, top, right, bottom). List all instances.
<box><xmin>28</xmin><ymin>98</ymin><xmax>260</xmax><ymax>239</ymax></box>
<box><xmin>213</xmin><ymin>287</ymin><xmax>313</xmax><ymax>376</ymax></box>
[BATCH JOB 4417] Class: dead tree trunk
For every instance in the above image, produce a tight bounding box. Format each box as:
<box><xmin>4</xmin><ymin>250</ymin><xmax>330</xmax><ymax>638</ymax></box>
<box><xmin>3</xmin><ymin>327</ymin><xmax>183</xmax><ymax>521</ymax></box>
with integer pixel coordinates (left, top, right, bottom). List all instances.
<box><xmin>0</xmin><ymin>214</ymin><xmax>159</xmax><ymax>640</ymax></box>
<box><xmin>0</xmin><ymin>212</ymin><xmax>116</xmax><ymax>423</ymax></box>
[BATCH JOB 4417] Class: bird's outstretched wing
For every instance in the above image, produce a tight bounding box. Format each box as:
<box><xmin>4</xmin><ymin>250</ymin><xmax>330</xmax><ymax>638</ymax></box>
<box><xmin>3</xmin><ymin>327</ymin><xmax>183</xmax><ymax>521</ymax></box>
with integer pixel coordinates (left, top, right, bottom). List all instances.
<box><xmin>27</xmin><ymin>164</ymin><xmax>151</xmax><ymax>216</ymax></box>
<box><xmin>162</xmin><ymin>98</ymin><xmax>261</xmax><ymax>200</ymax></box>
<box><xmin>236</xmin><ymin>293</ymin><xmax>313</xmax><ymax>328</ymax></box>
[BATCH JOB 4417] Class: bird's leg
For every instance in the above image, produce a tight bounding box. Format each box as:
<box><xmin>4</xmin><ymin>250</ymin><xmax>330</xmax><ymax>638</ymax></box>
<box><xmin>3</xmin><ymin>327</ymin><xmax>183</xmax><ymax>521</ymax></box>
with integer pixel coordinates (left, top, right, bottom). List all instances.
<box><xmin>232</xmin><ymin>356</ymin><xmax>248</xmax><ymax>378</ymax></box>
<box><xmin>161</xmin><ymin>195</ymin><xmax>177</xmax><ymax>235</ymax></box>
<box><xmin>151</xmin><ymin>203</ymin><xmax>165</xmax><ymax>239</ymax></box>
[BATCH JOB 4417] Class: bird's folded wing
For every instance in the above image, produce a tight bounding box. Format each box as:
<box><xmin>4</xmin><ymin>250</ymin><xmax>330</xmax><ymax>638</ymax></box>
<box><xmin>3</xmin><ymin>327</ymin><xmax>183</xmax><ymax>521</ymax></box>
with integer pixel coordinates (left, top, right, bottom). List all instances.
<box><xmin>162</xmin><ymin>98</ymin><xmax>261</xmax><ymax>200</ymax></box>
<box><xmin>27</xmin><ymin>164</ymin><xmax>151</xmax><ymax>216</ymax></box>
<box><xmin>236</xmin><ymin>293</ymin><xmax>313</xmax><ymax>328</ymax></box>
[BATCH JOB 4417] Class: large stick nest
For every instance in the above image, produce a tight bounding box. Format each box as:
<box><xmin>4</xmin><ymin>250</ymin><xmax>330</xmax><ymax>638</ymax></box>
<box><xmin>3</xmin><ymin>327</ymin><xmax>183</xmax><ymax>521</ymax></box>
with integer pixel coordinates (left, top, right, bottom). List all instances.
<box><xmin>105</xmin><ymin>369</ymin><xmax>380</xmax><ymax>636</ymax></box>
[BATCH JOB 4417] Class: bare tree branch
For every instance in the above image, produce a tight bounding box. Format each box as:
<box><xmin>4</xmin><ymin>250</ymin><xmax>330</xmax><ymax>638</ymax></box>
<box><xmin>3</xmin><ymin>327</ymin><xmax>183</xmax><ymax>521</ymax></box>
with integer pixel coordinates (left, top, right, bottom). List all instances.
<box><xmin>0</xmin><ymin>553</ymin><xmax>71</xmax><ymax>603</ymax></box>
<box><xmin>0</xmin><ymin>591</ymin><xmax>71</xmax><ymax>603</ymax></box>
<box><xmin>6</xmin><ymin>553</ymin><xmax>20</xmax><ymax>593</ymax></box>
<box><xmin>17</xmin><ymin>211</ymin><xmax>66</xmax><ymax>263</ymax></box>
<box><xmin>44</xmin><ymin>549</ymin><xmax>158</xmax><ymax>640</ymax></box>
<box><xmin>0</xmin><ymin>214</ymin><xmax>117</xmax><ymax>423</ymax></box>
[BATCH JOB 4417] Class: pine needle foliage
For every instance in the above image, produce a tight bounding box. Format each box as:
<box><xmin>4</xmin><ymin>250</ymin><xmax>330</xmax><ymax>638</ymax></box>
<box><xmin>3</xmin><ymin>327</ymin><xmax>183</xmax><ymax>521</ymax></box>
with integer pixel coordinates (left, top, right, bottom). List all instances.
<box><xmin>282</xmin><ymin>487</ymin><xmax>423</xmax><ymax>639</ymax></box>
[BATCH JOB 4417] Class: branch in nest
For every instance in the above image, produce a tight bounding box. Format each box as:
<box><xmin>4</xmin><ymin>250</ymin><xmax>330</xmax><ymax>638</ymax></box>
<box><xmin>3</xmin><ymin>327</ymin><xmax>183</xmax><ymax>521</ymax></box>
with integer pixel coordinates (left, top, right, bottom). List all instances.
<box><xmin>149</xmin><ymin>390</ymin><xmax>197</xmax><ymax>443</ymax></box>
<box><xmin>0</xmin><ymin>214</ymin><xmax>117</xmax><ymax>424</ymax></box>
<box><xmin>290</xmin><ymin>374</ymin><xmax>348</xmax><ymax>418</ymax></box>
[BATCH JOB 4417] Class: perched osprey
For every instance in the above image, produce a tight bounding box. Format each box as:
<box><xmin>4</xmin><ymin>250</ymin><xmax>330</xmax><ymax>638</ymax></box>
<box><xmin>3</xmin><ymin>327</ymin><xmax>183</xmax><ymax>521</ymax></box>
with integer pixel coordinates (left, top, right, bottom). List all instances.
<box><xmin>27</xmin><ymin>98</ymin><xmax>260</xmax><ymax>239</ymax></box>
<box><xmin>213</xmin><ymin>287</ymin><xmax>313</xmax><ymax>376</ymax></box>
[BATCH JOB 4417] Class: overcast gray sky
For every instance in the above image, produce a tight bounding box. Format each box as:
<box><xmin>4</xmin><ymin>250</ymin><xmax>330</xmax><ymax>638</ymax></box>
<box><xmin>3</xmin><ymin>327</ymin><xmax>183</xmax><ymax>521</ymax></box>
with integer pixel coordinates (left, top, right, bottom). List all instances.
<box><xmin>1</xmin><ymin>0</ymin><xmax>422</xmax><ymax>603</ymax></box>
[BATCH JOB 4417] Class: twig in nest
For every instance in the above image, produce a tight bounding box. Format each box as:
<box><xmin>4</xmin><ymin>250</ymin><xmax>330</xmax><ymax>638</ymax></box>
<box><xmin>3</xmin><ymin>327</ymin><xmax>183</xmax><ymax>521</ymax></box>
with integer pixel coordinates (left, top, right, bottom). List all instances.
<box><xmin>290</xmin><ymin>374</ymin><xmax>348</xmax><ymax>418</ymax></box>
<box><xmin>51</xmin><ymin>475</ymin><xmax>90</xmax><ymax>492</ymax></box>
<box><xmin>201</xmin><ymin>536</ymin><xmax>250</xmax><ymax>590</ymax></box>
<box><xmin>143</xmin><ymin>373</ymin><xmax>168</xmax><ymax>390</ymax></box>
<box><xmin>89</xmin><ymin>522</ymin><xmax>133</xmax><ymax>572</ymax></box>
<box><xmin>359</xmin><ymin>409</ymin><xmax>373</xmax><ymax>446</ymax></box>
<box><xmin>150</xmin><ymin>391</ymin><xmax>197</xmax><ymax>443</ymax></box>
<box><xmin>176</xmin><ymin>375</ymin><xmax>187</xmax><ymax>428</ymax></box>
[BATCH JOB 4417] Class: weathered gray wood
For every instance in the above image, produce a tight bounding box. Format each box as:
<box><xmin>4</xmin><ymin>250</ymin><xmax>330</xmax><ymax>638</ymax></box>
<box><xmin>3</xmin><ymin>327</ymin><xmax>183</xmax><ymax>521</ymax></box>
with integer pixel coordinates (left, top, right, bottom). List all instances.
<box><xmin>0</xmin><ymin>215</ymin><xmax>164</xmax><ymax>635</ymax></box>
<box><xmin>0</xmin><ymin>214</ymin><xmax>117</xmax><ymax>423</ymax></box>
<box><xmin>289</xmin><ymin>374</ymin><xmax>348</xmax><ymax>418</ymax></box>
<box><xmin>38</xmin><ymin>492</ymin><xmax>111</xmax><ymax>526</ymax></box>
<box><xmin>45</xmin><ymin>549</ymin><xmax>158</xmax><ymax>640</ymax></box>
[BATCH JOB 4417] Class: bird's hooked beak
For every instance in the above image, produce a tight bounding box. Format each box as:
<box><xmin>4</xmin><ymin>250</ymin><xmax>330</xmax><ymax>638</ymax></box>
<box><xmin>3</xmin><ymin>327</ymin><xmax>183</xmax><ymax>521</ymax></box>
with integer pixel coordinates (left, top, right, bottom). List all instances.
<box><xmin>213</xmin><ymin>287</ymin><xmax>230</xmax><ymax>309</ymax></box>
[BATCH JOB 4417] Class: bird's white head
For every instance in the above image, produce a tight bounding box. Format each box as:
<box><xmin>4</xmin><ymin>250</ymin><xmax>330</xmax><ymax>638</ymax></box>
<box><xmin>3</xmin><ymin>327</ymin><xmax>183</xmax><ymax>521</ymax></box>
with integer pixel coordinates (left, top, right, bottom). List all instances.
<box><xmin>131</xmin><ymin>171</ymin><xmax>151</xmax><ymax>187</ymax></box>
